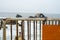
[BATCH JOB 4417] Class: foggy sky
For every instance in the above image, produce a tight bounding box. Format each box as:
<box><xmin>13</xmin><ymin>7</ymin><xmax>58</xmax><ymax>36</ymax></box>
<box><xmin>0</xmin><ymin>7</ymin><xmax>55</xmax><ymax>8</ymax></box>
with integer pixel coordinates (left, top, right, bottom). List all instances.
<box><xmin>0</xmin><ymin>0</ymin><xmax>60</xmax><ymax>13</ymax></box>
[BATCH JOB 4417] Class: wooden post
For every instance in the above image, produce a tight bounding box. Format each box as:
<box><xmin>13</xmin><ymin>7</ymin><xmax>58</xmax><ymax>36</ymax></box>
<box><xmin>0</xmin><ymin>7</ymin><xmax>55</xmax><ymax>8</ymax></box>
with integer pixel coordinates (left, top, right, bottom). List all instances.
<box><xmin>1</xmin><ymin>20</ymin><xmax>3</xmax><ymax>27</ymax></box>
<box><xmin>45</xmin><ymin>21</ymin><xmax>47</xmax><ymax>25</ymax></box>
<box><xmin>16</xmin><ymin>20</ymin><xmax>18</xmax><ymax>40</ymax></box>
<box><xmin>36</xmin><ymin>21</ymin><xmax>37</xmax><ymax>40</ymax></box>
<box><xmin>40</xmin><ymin>21</ymin><xmax>41</xmax><ymax>40</ymax></box>
<box><xmin>3</xmin><ymin>19</ymin><xmax>6</xmax><ymax>40</ymax></box>
<box><xmin>49</xmin><ymin>20</ymin><xmax>50</xmax><ymax>25</ymax></box>
<box><xmin>29</xmin><ymin>21</ymin><xmax>31</xmax><ymax>40</ymax></box>
<box><xmin>33</xmin><ymin>20</ymin><xmax>35</xmax><ymax>40</ymax></box>
<box><xmin>27</xmin><ymin>21</ymin><xmax>29</xmax><ymax>40</ymax></box>
<box><xmin>52</xmin><ymin>20</ymin><xmax>53</xmax><ymax>25</ymax></box>
<box><xmin>10</xmin><ymin>20</ymin><xmax>12</xmax><ymax>40</ymax></box>
<box><xmin>58</xmin><ymin>21</ymin><xmax>60</xmax><ymax>25</ymax></box>
<box><xmin>21</xmin><ymin>20</ymin><xmax>24</xmax><ymax>40</ymax></box>
<box><xmin>55</xmin><ymin>20</ymin><xmax>57</xmax><ymax>25</ymax></box>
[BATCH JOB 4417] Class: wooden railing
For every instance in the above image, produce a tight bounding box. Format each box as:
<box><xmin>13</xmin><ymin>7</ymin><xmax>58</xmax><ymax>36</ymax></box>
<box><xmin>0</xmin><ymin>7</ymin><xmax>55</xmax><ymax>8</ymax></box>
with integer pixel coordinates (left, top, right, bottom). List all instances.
<box><xmin>0</xmin><ymin>18</ymin><xmax>60</xmax><ymax>40</ymax></box>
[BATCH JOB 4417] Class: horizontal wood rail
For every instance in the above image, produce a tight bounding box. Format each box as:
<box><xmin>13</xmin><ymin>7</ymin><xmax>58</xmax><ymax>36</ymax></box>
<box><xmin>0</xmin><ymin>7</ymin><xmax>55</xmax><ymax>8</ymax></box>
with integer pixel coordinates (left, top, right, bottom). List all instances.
<box><xmin>5</xmin><ymin>18</ymin><xmax>60</xmax><ymax>21</ymax></box>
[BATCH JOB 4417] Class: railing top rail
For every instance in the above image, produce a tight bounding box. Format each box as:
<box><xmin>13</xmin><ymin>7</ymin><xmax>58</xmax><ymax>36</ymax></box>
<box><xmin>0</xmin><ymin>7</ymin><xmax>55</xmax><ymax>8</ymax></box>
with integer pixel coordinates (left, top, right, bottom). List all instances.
<box><xmin>4</xmin><ymin>18</ymin><xmax>60</xmax><ymax>21</ymax></box>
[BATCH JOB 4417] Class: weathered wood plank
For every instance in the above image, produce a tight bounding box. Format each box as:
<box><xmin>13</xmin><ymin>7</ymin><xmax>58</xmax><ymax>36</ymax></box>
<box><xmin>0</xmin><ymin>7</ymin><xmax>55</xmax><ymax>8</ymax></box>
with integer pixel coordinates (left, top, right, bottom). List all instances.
<box><xmin>16</xmin><ymin>20</ymin><xmax>18</xmax><ymax>40</ymax></box>
<box><xmin>27</xmin><ymin>21</ymin><xmax>29</xmax><ymax>40</ymax></box>
<box><xmin>36</xmin><ymin>21</ymin><xmax>37</xmax><ymax>40</ymax></box>
<box><xmin>6</xmin><ymin>18</ymin><xmax>60</xmax><ymax>21</ymax></box>
<box><xmin>3</xmin><ymin>20</ymin><xmax>6</xmax><ymax>40</ymax></box>
<box><xmin>21</xmin><ymin>20</ymin><xmax>24</xmax><ymax>40</ymax></box>
<box><xmin>10</xmin><ymin>20</ymin><xmax>12</xmax><ymax>40</ymax></box>
<box><xmin>33</xmin><ymin>21</ymin><xmax>35</xmax><ymax>40</ymax></box>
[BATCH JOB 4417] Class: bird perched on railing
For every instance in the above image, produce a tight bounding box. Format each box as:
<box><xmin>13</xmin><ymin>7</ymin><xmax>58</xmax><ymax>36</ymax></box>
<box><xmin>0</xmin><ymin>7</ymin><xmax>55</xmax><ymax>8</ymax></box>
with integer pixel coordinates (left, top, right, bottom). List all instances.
<box><xmin>34</xmin><ymin>13</ymin><xmax>46</xmax><ymax>18</ymax></box>
<box><xmin>16</xmin><ymin>14</ymin><xmax>22</xmax><ymax>26</ymax></box>
<box><xmin>29</xmin><ymin>16</ymin><xmax>34</xmax><ymax>18</ymax></box>
<box><xmin>16</xmin><ymin>14</ymin><xmax>22</xmax><ymax>18</ymax></box>
<box><xmin>34</xmin><ymin>13</ymin><xmax>47</xmax><ymax>25</ymax></box>
<box><xmin>29</xmin><ymin>13</ymin><xmax>47</xmax><ymax>25</ymax></box>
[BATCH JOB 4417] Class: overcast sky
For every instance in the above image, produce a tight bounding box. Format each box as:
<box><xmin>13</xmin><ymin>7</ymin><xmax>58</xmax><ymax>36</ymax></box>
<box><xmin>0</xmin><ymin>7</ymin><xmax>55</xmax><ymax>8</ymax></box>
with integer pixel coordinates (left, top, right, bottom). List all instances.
<box><xmin>0</xmin><ymin>0</ymin><xmax>60</xmax><ymax>13</ymax></box>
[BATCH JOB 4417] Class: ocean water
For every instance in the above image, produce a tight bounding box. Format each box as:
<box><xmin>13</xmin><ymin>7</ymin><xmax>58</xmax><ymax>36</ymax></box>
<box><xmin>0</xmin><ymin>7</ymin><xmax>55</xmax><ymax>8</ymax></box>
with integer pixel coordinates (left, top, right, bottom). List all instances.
<box><xmin>0</xmin><ymin>21</ymin><xmax>41</xmax><ymax>40</ymax></box>
<box><xmin>0</xmin><ymin>12</ymin><xmax>60</xmax><ymax>18</ymax></box>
